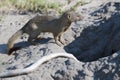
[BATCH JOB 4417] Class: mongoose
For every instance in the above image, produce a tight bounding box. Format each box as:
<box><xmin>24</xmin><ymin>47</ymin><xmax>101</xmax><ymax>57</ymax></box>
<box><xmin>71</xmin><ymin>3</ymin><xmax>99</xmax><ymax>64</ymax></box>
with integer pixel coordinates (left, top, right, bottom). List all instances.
<box><xmin>7</xmin><ymin>10</ymin><xmax>83</xmax><ymax>55</ymax></box>
<box><xmin>0</xmin><ymin>53</ymin><xmax>78</xmax><ymax>78</ymax></box>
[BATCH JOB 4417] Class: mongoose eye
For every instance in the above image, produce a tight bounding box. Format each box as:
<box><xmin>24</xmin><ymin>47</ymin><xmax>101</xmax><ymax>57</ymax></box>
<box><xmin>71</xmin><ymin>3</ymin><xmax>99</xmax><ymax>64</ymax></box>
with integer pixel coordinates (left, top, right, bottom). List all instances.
<box><xmin>67</xmin><ymin>14</ymin><xmax>71</xmax><ymax>19</ymax></box>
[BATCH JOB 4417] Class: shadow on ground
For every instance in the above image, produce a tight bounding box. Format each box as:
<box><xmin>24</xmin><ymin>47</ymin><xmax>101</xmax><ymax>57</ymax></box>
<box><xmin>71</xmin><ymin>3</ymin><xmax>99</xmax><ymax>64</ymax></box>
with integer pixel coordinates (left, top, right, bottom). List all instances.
<box><xmin>0</xmin><ymin>37</ymin><xmax>53</xmax><ymax>55</ymax></box>
<box><xmin>64</xmin><ymin>2</ymin><xmax>120</xmax><ymax>62</ymax></box>
<box><xmin>0</xmin><ymin>44</ymin><xmax>7</xmax><ymax>54</ymax></box>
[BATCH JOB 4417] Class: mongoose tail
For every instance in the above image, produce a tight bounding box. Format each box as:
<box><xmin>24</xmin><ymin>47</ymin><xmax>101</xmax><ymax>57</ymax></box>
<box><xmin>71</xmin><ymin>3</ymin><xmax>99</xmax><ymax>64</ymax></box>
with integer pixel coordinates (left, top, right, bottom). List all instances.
<box><xmin>7</xmin><ymin>29</ymin><xmax>23</xmax><ymax>55</ymax></box>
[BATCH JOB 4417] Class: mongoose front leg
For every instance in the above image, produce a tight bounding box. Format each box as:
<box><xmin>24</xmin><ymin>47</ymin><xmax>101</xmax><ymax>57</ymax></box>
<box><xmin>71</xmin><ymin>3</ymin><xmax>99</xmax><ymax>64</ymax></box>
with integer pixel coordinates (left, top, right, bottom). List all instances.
<box><xmin>53</xmin><ymin>34</ymin><xmax>63</xmax><ymax>46</ymax></box>
<box><xmin>58</xmin><ymin>27</ymin><xmax>70</xmax><ymax>45</ymax></box>
<box><xmin>58</xmin><ymin>33</ymin><xmax>65</xmax><ymax>45</ymax></box>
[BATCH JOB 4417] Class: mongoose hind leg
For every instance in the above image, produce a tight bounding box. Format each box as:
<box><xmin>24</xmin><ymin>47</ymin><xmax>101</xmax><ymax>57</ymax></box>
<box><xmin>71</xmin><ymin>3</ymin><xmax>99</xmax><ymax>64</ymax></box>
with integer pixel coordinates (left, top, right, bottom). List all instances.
<box><xmin>28</xmin><ymin>36</ymin><xmax>40</xmax><ymax>45</ymax></box>
<box><xmin>34</xmin><ymin>36</ymin><xmax>41</xmax><ymax>42</ymax></box>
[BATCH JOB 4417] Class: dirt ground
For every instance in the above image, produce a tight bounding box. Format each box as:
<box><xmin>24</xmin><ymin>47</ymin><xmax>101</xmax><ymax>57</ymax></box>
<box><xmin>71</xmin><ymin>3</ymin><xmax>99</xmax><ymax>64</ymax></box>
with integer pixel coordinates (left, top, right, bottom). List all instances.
<box><xmin>0</xmin><ymin>0</ymin><xmax>120</xmax><ymax>80</ymax></box>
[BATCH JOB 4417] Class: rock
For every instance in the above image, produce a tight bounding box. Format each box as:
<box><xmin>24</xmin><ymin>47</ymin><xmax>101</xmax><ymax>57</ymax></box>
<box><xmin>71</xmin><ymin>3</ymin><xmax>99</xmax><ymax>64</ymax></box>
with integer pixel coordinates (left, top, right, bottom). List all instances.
<box><xmin>0</xmin><ymin>0</ymin><xmax>120</xmax><ymax>80</ymax></box>
<box><xmin>64</xmin><ymin>0</ymin><xmax>120</xmax><ymax>62</ymax></box>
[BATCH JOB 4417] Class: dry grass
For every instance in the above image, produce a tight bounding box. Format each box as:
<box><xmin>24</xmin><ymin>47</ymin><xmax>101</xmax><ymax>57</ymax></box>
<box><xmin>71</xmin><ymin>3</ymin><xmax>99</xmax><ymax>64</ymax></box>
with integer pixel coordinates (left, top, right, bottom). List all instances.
<box><xmin>0</xmin><ymin>0</ymin><xmax>92</xmax><ymax>14</ymax></box>
<box><xmin>0</xmin><ymin>0</ymin><xmax>64</xmax><ymax>13</ymax></box>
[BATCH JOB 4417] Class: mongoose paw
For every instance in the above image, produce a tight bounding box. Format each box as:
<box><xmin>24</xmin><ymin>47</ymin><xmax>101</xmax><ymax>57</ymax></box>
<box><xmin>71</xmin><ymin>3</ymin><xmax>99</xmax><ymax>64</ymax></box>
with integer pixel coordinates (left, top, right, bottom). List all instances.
<box><xmin>59</xmin><ymin>40</ymin><xmax>65</xmax><ymax>45</ymax></box>
<box><xmin>56</xmin><ymin>41</ymin><xmax>63</xmax><ymax>46</ymax></box>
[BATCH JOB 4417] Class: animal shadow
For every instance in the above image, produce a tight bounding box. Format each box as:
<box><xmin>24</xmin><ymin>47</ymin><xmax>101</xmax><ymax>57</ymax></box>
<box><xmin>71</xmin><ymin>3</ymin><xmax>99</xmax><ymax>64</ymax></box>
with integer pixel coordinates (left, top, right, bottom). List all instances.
<box><xmin>2</xmin><ymin>37</ymin><xmax>53</xmax><ymax>55</ymax></box>
<box><xmin>0</xmin><ymin>43</ymin><xmax>7</xmax><ymax>54</ymax></box>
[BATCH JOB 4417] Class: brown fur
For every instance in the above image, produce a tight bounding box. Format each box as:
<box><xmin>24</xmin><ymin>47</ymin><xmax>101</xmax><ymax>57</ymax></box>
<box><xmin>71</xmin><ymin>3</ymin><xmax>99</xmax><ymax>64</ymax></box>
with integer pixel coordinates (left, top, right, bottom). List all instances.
<box><xmin>7</xmin><ymin>11</ymin><xmax>83</xmax><ymax>55</ymax></box>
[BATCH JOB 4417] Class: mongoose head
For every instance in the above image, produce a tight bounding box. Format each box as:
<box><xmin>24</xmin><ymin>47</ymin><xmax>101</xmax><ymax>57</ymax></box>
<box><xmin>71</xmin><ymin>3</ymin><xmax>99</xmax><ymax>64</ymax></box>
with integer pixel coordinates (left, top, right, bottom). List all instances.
<box><xmin>64</xmin><ymin>11</ymin><xmax>83</xmax><ymax>23</ymax></box>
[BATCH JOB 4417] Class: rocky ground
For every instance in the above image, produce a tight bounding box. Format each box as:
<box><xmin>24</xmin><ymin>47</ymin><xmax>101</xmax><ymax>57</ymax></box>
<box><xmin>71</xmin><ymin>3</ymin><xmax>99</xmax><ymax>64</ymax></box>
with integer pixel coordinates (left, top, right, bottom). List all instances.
<box><xmin>0</xmin><ymin>0</ymin><xmax>120</xmax><ymax>80</ymax></box>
